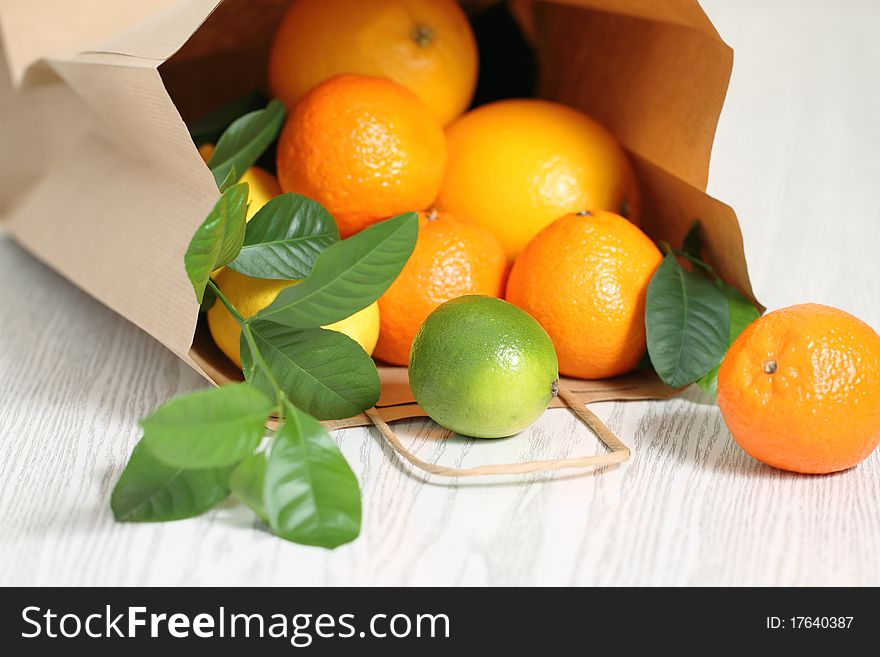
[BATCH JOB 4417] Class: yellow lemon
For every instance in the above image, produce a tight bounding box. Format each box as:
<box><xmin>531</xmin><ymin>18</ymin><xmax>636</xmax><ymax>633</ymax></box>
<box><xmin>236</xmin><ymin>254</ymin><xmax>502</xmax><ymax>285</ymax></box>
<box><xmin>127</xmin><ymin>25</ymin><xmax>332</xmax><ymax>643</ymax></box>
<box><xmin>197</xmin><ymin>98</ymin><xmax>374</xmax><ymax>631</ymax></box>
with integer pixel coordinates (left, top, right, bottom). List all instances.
<box><xmin>207</xmin><ymin>268</ymin><xmax>380</xmax><ymax>369</ymax></box>
<box><xmin>198</xmin><ymin>144</ymin><xmax>281</xmax><ymax>220</ymax></box>
<box><xmin>239</xmin><ymin>167</ymin><xmax>281</xmax><ymax>221</ymax></box>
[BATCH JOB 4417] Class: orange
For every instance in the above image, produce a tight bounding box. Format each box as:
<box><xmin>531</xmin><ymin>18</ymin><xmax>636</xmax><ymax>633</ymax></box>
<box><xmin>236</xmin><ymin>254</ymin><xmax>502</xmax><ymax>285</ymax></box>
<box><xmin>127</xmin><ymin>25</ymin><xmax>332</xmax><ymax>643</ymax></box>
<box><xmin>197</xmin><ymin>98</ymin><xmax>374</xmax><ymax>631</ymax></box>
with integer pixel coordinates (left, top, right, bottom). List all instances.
<box><xmin>506</xmin><ymin>210</ymin><xmax>661</xmax><ymax>379</ymax></box>
<box><xmin>717</xmin><ymin>303</ymin><xmax>880</xmax><ymax>474</ymax></box>
<box><xmin>268</xmin><ymin>0</ymin><xmax>477</xmax><ymax>126</ymax></box>
<box><xmin>435</xmin><ymin>99</ymin><xmax>640</xmax><ymax>259</ymax></box>
<box><xmin>374</xmin><ymin>210</ymin><xmax>507</xmax><ymax>365</ymax></box>
<box><xmin>276</xmin><ymin>74</ymin><xmax>447</xmax><ymax>238</ymax></box>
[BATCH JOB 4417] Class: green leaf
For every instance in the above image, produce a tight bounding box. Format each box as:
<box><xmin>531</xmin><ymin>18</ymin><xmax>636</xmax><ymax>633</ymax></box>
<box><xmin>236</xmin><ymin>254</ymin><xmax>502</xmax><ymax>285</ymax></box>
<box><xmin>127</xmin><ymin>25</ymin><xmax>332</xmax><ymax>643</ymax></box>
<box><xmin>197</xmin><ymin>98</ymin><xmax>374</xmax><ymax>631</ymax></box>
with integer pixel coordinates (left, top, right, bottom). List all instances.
<box><xmin>646</xmin><ymin>253</ymin><xmax>730</xmax><ymax>387</ymax></box>
<box><xmin>111</xmin><ymin>441</ymin><xmax>233</xmax><ymax>522</ymax></box>
<box><xmin>695</xmin><ymin>370</ymin><xmax>718</xmax><ymax>395</ymax></box>
<box><xmin>184</xmin><ymin>182</ymin><xmax>248</xmax><ymax>302</ymax></box>
<box><xmin>188</xmin><ymin>90</ymin><xmax>265</xmax><ymax>146</ymax></box>
<box><xmin>141</xmin><ymin>384</ymin><xmax>274</xmax><ymax>469</ymax></box>
<box><xmin>264</xmin><ymin>402</ymin><xmax>361</xmax><ymax>548</ymax></box>
<box><xmin>696</xmin><ymin>282</ymin><xmax>761</xmax><ymax>395</ymax></box>
<box><xmin>695</xmin><ymin>369</ymin><xmax>719</xmax><ymax>395</ymax></box>
<box><xmin>230</xmin><ymin>452</ymin><xmax>268</xmax><ymax>522</ymax></box>
<box><xmin>681</xmin><ymin>219</ymin><xmax>703</xmax><ymax>259</ymax></box>
<box><xmin>719</xmin><ymin>282</ymin><xmax>761</xmax><ymax>340</ymax></box>
<box><xmin>256</xmin><ymin>212</ymin><xmax>418</xmax><ymax>328</ymax></box>
<box><xmin>242</xmin><ymin>320</ymin><xmax>380</xmax><ymax>420</ymax></box>
<box><xmin>208</xmin><ymin>99</ymin><xmax>285</xmax><ymax>188</ymax></box>
<box><xmin>218</xmin><ymin>164</ymin><xmax>239</xmax><ymax>194</ymax></box>
<box><xmin>228</xmin><ymin>194</ymin><xmax>340</xmax><ymax>280</ymax></box>
<box><xmin>199</xmin><ymin>284</ymin><xmax>217</xmax><ymax>312</ymax></box>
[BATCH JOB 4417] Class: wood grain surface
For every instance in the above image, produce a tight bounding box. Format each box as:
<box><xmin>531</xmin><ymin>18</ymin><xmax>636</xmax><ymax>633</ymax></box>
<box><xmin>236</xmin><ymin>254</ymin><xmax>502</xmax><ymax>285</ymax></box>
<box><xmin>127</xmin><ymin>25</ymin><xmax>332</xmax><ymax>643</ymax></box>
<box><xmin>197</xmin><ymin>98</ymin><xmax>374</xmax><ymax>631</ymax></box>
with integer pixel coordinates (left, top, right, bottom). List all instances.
<box><xmin>2</xmin><ymin>0</ymin><xmax>879</xmax><ymax>586</ymax></box>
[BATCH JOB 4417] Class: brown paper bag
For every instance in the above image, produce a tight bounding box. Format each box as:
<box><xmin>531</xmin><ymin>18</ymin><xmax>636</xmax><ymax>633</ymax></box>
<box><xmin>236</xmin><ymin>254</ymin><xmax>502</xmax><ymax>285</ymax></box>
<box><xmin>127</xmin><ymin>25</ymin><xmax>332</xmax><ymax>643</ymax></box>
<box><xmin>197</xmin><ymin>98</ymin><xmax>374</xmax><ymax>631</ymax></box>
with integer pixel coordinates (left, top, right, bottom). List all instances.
<box><xmin>0</xmin><ymin>0</ymin><xmax>757</xmax><ymax>452</ymax></box>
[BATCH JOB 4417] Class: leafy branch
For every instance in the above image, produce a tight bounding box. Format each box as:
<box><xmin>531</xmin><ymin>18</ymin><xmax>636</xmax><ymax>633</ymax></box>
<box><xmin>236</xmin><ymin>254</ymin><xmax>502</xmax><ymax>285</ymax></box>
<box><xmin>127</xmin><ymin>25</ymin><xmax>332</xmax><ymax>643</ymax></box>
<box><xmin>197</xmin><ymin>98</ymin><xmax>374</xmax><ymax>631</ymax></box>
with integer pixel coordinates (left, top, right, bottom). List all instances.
<box><xmin>645</xmin><ymin>220</ymin><xmax>761</xmax><ymax>394</ymax></box>
<box><xmin>206</xmin><ymin>99</ymin><xmax>286</xmax><ymax>188</ymax></box>
<box><xmin>111</xmin><ymin>99</ymin><xmax>418</xmax><ymax>548</ymax></box>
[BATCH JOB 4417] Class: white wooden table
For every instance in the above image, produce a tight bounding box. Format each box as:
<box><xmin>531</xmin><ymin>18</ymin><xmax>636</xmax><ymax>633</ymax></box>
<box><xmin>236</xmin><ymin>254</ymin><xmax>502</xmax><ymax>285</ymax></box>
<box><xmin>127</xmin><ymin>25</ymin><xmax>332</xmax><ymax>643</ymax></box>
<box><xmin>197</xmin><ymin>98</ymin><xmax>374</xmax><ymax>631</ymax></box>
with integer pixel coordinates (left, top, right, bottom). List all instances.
<box><xmin>2</xmin><ymin>0</ymin><xmax>879</xmax><ymax>586</ymax></box>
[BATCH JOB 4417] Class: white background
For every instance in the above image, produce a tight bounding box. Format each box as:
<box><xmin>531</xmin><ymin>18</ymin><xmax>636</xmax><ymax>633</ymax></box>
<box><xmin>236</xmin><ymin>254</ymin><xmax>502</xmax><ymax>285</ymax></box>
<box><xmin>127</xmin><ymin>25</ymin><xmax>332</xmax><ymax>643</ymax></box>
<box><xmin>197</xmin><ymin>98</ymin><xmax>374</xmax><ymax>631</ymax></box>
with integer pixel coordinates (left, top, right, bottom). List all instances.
<box><xmin>1</xmin><ymin>0</ymin><xmax>879</xmax><ymax>585</ymax></box>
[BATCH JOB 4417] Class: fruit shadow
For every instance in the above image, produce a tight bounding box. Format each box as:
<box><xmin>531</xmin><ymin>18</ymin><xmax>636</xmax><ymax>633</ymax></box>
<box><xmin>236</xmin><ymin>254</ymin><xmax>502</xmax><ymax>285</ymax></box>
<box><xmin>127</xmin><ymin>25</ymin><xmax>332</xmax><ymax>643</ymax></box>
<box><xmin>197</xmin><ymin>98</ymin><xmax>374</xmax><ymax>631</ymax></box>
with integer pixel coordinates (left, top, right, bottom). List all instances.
<box><xmin>639</xmin><ymin>387</ymin><xmax>858</xmax><ymax>481</ymax></box>
<box><xmin>367</xmin><ymin>417</ymin><xmax>622</xmax><ymax>489</ymax></box>
<box><xmin>635</xmin><ymin>387</ymin><xmax>755</xmax><ymax>477</ymax></box>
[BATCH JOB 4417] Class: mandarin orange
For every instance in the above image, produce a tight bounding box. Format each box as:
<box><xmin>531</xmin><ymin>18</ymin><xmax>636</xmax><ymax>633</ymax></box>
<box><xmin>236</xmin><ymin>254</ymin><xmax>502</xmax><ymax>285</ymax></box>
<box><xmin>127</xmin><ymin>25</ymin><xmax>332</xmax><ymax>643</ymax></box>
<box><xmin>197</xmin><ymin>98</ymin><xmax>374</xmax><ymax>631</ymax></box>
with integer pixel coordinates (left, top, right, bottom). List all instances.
<box><xmin>717</xmin><ymin>303</ymin><xmax>880</xmax><ymax>474</ymax></box>
<box><xmin>374</xmin><ymin>210</ymin><xmax>507</xmax><ymax>365</ymax></box>
<box><xmin>276</xmin><ymin>74</ymin><xmax>447</xmax><ymax>237</ymax></box>
<box><xmin>506</xmin><ymin>210</ymin><xmax>661</xmax><ymax>379</ymax></box>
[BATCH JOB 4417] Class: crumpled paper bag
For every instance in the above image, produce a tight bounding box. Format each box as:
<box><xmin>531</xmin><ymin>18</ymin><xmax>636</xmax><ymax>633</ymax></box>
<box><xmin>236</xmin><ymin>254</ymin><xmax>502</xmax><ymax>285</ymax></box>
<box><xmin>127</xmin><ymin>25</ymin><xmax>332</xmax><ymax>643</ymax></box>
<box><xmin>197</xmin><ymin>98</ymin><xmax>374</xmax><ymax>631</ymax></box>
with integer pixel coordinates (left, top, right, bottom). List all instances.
<box><xmin>0</xmin><ymin>0</ymin><xmax>757</xmax><ymax>425</ymax></box>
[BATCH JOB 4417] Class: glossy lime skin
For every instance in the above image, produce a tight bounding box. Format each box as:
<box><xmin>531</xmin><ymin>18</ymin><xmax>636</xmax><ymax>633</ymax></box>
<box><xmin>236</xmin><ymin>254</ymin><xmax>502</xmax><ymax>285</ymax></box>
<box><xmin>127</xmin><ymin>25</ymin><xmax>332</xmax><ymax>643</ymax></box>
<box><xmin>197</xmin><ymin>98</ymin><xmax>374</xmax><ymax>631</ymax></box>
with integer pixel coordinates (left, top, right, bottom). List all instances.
<box><xmin>408</xmin><ymin>295</ymin><xmax>559</xmax><ymax>438</ymax></box>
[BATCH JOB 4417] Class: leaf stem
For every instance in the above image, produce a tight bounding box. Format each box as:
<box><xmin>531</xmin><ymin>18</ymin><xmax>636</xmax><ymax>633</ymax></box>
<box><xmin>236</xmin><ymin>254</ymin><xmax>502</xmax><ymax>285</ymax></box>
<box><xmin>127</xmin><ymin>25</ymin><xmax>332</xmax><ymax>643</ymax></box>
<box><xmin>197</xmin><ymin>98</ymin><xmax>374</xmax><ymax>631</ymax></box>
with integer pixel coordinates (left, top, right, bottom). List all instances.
<box><xmin>207</xmin><ymin>279</ymin><xmax>246</xmax><ymax>325</ymax></box>
<box><xmin>659</xmin><ymin>243</ymin><xmax>718</xmax><ymax>280</ymax></box>
<box><xmin>240</xmin><ymin>320</ymin><xmax>285</xmax><ymax>408</ymax></box>
<box><xmin>206</xmin><ymin>280</ymin><xmax>287</xmax><ymax>415</ymax></box>
<box><xmin>672</xmin><ymin>248</ymin><xmax>718</xmax><ymax>278</ymax></box>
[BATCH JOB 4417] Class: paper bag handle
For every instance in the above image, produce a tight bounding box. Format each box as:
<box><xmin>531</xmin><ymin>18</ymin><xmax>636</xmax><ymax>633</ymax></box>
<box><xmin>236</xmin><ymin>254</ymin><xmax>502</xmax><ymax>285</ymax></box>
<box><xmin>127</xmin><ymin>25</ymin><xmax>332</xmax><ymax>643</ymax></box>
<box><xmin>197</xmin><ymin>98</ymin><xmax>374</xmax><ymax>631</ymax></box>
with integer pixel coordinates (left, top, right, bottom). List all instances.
<box><xmin>364</xmin><ymin>385</ymin><xmax>630</xmax><ymax>477</ymax></box>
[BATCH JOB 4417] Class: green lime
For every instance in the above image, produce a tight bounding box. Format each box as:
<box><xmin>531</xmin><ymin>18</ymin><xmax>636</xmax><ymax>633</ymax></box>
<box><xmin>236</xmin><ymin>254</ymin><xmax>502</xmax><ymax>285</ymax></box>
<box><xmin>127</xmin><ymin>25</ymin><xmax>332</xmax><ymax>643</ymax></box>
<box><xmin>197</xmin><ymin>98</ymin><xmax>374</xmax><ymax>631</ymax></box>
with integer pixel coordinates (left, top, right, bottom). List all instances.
<box><xmin>408</xmin><ymin>295</ymin><xmax>559</xmax><ymax>438</ymax></box>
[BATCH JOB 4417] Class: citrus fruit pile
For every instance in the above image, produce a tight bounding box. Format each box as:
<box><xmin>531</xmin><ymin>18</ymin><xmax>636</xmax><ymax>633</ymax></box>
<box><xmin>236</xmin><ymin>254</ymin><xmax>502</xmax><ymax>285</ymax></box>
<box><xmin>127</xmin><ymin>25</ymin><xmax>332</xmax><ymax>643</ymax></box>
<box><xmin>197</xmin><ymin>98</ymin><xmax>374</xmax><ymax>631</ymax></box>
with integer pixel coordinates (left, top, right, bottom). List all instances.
<box><xmin>203</xmin><ymin>0</ymin><xmax>880</xmax><ymax>471</ymax></box>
